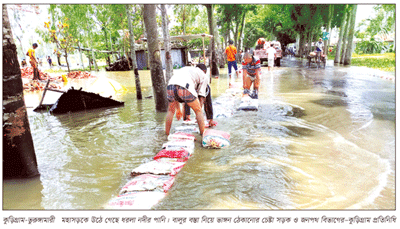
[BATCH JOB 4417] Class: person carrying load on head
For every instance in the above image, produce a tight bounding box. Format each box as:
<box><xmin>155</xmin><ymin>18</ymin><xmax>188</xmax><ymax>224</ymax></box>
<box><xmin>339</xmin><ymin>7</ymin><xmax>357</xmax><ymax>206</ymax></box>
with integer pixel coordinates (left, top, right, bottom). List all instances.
<box><xmin>225</xmin><ymin>40</ymin><xmax>239</xmax><ymax>83</ymax></box>
<box><xmin>256</xmin><ymin>38</ymin><xmax>265</xmax><ymax>50</ymax></box>
<box><xmin>27</xmin><ymin>43</ymin><xmax>41</xmax><ymax>80</ymax></box>
<box><xmin>165</xmin><ymin>63</ymin><xmax>210</xmax><ymax>136</ymax></box>
<box><xmin>241</xmin><ymin>52</ymin><xmax>261</xmax><ymax>99</ymax></box>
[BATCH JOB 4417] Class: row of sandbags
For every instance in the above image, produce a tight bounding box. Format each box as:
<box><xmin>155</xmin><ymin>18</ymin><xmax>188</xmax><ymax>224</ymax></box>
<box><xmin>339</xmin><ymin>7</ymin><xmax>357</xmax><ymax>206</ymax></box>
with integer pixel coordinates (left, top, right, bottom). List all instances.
<box><xmin>104</xmin><ymin>81</ymin><xmax>248</xmax><ymax>209</ymax></box>
<box><xmin>105</xmin><ymin>126</ymin><xmax>230</xmax><ymax>209</ymax></box>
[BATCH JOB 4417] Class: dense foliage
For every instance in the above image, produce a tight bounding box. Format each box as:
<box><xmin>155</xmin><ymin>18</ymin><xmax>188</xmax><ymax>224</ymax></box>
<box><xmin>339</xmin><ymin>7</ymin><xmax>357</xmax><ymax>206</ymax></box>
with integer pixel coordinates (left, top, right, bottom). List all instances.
<box><xmin>11</xmin><ymin>4</ymin><xmax>393</xmax><ymax>68</ymax></box>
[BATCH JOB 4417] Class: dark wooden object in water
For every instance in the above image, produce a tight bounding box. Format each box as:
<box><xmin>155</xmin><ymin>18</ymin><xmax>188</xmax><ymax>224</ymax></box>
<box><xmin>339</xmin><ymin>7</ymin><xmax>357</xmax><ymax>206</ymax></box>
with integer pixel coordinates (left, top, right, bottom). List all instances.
<box><xmin>105</xmin><ymin>57</ymin><xmax>133</xmax><ymax>71</ymax></box>
<box><xmin>34</xmin><ymin>86</ymin><xmax>124</xmax><ymax>114</ymax></box>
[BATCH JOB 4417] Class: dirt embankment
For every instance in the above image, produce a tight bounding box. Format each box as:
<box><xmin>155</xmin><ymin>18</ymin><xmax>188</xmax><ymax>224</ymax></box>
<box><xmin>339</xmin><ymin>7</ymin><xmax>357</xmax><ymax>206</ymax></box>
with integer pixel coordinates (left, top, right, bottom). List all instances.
<box><xmin>20</xmin><ymin>67</ymin><xmax>97</xmax><ymax>92</ymax></box>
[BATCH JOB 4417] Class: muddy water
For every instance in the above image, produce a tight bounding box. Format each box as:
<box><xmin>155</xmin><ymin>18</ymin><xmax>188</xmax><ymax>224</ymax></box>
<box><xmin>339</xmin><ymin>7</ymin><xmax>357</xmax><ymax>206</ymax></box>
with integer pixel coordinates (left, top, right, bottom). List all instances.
<box><xmin>3</xmin><ymin>57</ymin><xmax>395</xmax><ymax>210</ymax></box>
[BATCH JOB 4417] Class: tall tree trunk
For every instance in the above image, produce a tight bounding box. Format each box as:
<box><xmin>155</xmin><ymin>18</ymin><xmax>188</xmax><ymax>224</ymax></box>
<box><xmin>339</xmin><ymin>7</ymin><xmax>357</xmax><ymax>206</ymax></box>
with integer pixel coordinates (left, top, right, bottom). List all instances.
<box><xmin>233</xmin><ymin>20</ymin><xmax>239</xmax><ymax>48</ymax></box>
<box><xmin>340</xmin><ymin>6</ymin><xmax>351</xmax><ymax>64</ymax></box>
<box><xmin>103</xmin><ymin>28</ymin><xmax>111</xmax><ymax>66</ymax></box>
<box><xmin>141</xmin><ymin>5</ymin><xmax>151</xmax><ymax>69</ymax></box>
<box><xmin>334</xmin><ymin>5</ymin><xmax>348</xmax><ymax>63</ymax></box>
<box><xmin>307</xmin><ymin>30</ymin><xmax>313</xmax><ymax>54</ymax></box>
<box><xmin>143</xmin><ymin>4</ymin><xmax>168</xmax><ymax>112</ymax></box>
<box><xmin>64</xmin><ymin>52</ymin><xmax>70</xmax><ymax>72</ymax></box>
<box><xmin>88</xmin><ymin>55</ymin><xmax>92</xmax><ymax>71</ymax></box>
<box><xmin>57</xmin><ymin>52</ymin><xmax>61</xmax><ymax>66</ymax></box>
<box><xmin>298</xmin><ymin>33</ymin><xmax>303</xmax><ymax>57</ymax></box>
<box><xmin>78</xmin><ymin>44</ymin><xmax>85</xmax><ymax>69</ymax></box>
<box><xmin>110</xmin><ymin>32</ymin><xmax>117</xmax><ymax>63</ymax></box>
<box><xmin>344</xmin><ymin>5</ymin><xmax>357</xmax><ymax>65</ymax></box>
<box><xmin>238</xmin><ymin>12</ymin><xmax>246</xmax><ymax>54</ymax></box>
<box><xmin>161</xmin><ymin>4</ymin><xmax>173</xmax><ymax>83</ymax></box>
<box><xmin>86</xmin><ymin>11</ymin><xmax>99</xmax><ymax>72</ymax></box>
<box><xmin>324</xmin><ymin>5</ymin><xmax>333</xmax><ymax>55</ymax></box>
<box><xmin>205</xmin><ymin>4</ymin><xmax>219</xmax><ymax>77</ymax></box>
<box><xmin>182</xmin><ymin>5</ymin><xmax>186</xmax><ymax>35</ymax></box>
<box><xmin>91</xmin><ymin>46</ymin><xmax>99</xmax><ymax>71</ymax></box>
<box><xmin>126</xmin><ymin>5</ymin><xmax>142</xmax><ymax>100</ymax></box>
<box><xmin>3</xmin><ymin>5</ymin><xmax>39</xmax><ymax>179</ymax></box>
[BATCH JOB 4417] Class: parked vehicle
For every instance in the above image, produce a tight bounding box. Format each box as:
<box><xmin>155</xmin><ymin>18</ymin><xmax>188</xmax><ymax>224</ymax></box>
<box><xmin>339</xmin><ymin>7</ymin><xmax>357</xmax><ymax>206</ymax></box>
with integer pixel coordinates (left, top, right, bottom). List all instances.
<box><xmin>253</xmin><ymin>39</ymin><xmax>282</xmax><ymax>66</ymax></box>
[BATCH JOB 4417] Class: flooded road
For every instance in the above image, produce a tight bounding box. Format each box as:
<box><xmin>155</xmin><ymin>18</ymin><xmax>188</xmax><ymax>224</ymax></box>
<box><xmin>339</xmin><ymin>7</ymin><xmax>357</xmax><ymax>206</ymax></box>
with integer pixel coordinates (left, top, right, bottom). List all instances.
<box><xmin>3</xmin><ymin>56</ymin><xmax>395</xmax><ymax>210</ymax></box>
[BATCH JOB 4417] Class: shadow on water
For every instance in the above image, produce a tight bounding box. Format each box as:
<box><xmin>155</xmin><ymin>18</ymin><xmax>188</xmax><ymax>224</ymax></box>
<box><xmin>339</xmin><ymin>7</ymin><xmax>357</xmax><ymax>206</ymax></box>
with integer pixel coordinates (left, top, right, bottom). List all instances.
<box><xmin>283</xmin><ymin>125</ymin><xmax>315</xmax><ymax>137</ymax></box>
<box><xmin>312</xmin><ymin>98</ymin><xmax>349</xmax><ymax>107</ymax></box>
<box><xmin>3</xmin><ymin>176</ymin><xmax>44</xmax><ymax>210</ymax></box>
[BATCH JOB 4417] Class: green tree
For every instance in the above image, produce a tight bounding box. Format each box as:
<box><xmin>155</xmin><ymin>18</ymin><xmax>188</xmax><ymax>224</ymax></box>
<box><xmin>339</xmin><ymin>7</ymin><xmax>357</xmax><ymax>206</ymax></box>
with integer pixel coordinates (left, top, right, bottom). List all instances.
<box><xmin>126</xmin><ymin>4</ymin><xmax>142</xmax><ymax>100</ymax></box>
<box><xmin>334</xmin><ymin>5</ymin><xmax>348</xmax><ymax>63</ymax></box>
<box><xmin>56</xmin><ymin>4</ymin><xmax>92</xmax><ymax>69</ymax></box>
<box><xmin>290</xmin><ymin>5</ymin><xmax>327</xmax><ymax>57</ymax></box>
<box><xmin>172</xmin><ymin>4</ymin><xmax>200</xmax><ymax>35</ymax></box>
<box><xmin>44</xmin><ymin>17</ymin><xmax>77</xmax><ymax>72</ymax></box>
<box><xmin>355</xmin><ymin>4</ymin><xmax>395</xmax><ymax>54</ymax></box>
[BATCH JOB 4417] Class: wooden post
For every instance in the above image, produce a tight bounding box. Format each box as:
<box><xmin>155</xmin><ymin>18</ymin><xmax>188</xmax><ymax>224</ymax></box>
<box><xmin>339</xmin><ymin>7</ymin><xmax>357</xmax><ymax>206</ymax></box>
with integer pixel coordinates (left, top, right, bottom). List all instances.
<box><xmin>38</xmin><ymin>80</ymin><xmax>51</xmax><ymax>107</ymax></box>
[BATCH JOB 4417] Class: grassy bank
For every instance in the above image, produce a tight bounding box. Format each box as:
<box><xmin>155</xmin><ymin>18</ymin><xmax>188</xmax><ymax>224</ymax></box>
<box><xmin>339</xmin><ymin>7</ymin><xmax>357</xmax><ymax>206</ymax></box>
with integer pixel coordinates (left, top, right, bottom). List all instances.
<box><xmin>350</xmin><ymin>53</ymin><xmax>395</xmax><ymax>72</ymax></box>
<box><xmin>328</xmin><ymin>52</ymin><xmax>395</xmax><ymax>72</ymax></box>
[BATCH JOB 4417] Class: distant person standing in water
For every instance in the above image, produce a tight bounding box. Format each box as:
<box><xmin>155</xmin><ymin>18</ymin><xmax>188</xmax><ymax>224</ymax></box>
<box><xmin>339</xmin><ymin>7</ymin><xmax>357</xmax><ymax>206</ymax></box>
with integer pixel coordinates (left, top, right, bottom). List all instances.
<box><xmin>225</xmin><ymin>40</ymin><xmax>239</xmax><ymax>84</ymax></box>
<box><xmin>266</xmin><ymin>43</ymin><xmax>277</xmax><ymax>71</ymax></box>
<box><xmin>27</xmin><ymin>43</ymin><xmax>41</xmax><ymax>80</ymax></box>
<box><xmin>21</xmin><ymin>59</ymin><xmax>27</xmax><ymax>67</ymax></box>
<box><xmin>47</xmin><ymin>56</ymin><xmax>52</xmax><ymax>68</ymax></box>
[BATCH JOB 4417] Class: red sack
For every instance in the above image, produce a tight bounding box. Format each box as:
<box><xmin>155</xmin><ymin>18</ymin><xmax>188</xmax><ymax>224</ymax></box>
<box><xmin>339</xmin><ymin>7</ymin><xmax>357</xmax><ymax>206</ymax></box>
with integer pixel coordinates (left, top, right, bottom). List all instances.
<box><xmin>154</xmin><ymin>149</ymin><xmax>190</xmax><ymax>161</ymax></box>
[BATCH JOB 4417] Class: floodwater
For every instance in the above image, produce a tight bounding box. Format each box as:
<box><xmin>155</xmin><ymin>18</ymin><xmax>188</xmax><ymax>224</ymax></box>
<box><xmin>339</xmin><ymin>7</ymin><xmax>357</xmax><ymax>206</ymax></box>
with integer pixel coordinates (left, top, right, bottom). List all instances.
<box><xmin>3</xmin><ymin>56</ymin><xmax>395</xmax><ymax>210</ymax></box>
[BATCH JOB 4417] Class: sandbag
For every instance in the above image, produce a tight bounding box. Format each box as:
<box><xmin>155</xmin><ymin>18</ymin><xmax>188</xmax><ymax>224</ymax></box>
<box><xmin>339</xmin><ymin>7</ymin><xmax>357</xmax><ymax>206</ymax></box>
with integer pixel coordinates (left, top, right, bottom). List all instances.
<box><xmin>163</xmin><ymin>176</ymin><xmax>176</xmax><ymax>191</ymax></box>
<box><xmin>182</xmin><ymin>120</ymin><xmax>197</xmax><ymax>125</ymax></box>
<box><xmin>131</xmin><ymin>160</ymin><xmax>186</xmax><ymax>176</ymax></box>
<box><xmin>202</xmin><ymin>129</ymin><xmax>231</xmax><ymax>149</ymax></box>
<box><xmin>162</xmin><ymin>140</ymin><xmax>195</xmax><ymax>154</ymax></box>
<box><xmin>105</xmin><ymin>191</ymin><xmax>166</xmax><ymax>209</ymax></box>
<box><xmin>167</xmin><ymin>132</ymin><xmax>196</xmax><ymax>141</ymax></box>
<box><xmin>154</xmin><ymin>149</ymin><xmax>191</xmax><ymax>162</ymax></box>
<box><xmin>238</xmin><ymin>96</ymin><xmax>259</xmax><ymax>111</ymax></box>
<box><xmin>120</xmin><ymin>174</ymin><xmax>174</xmax><ymax>194</ymax></box>
<box><xmin>170</xmin><ymin>164</ymin><xmax>185</xmax><ymax>176</ymax></box>
<box><xmin>174</xmin><ymin>125</ymin><xmax>199</xmax><ymax>134</ymax></box>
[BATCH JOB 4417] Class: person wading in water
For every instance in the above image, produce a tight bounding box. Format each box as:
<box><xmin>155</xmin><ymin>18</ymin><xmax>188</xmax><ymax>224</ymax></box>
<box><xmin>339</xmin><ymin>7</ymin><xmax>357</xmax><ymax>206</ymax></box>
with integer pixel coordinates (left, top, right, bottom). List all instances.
<box><xmin>27</xmin><ymin>43</ymin><xmax>41</xmax><ymax>80</ymax></box>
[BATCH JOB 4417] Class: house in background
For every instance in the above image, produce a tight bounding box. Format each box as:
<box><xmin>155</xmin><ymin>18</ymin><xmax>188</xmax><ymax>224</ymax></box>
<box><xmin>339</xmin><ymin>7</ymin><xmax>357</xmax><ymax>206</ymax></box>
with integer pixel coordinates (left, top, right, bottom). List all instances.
<box><xmin>134</xmin><ymin>44</ymin><xmax>187</xmax><ymax>70</ymax></box>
